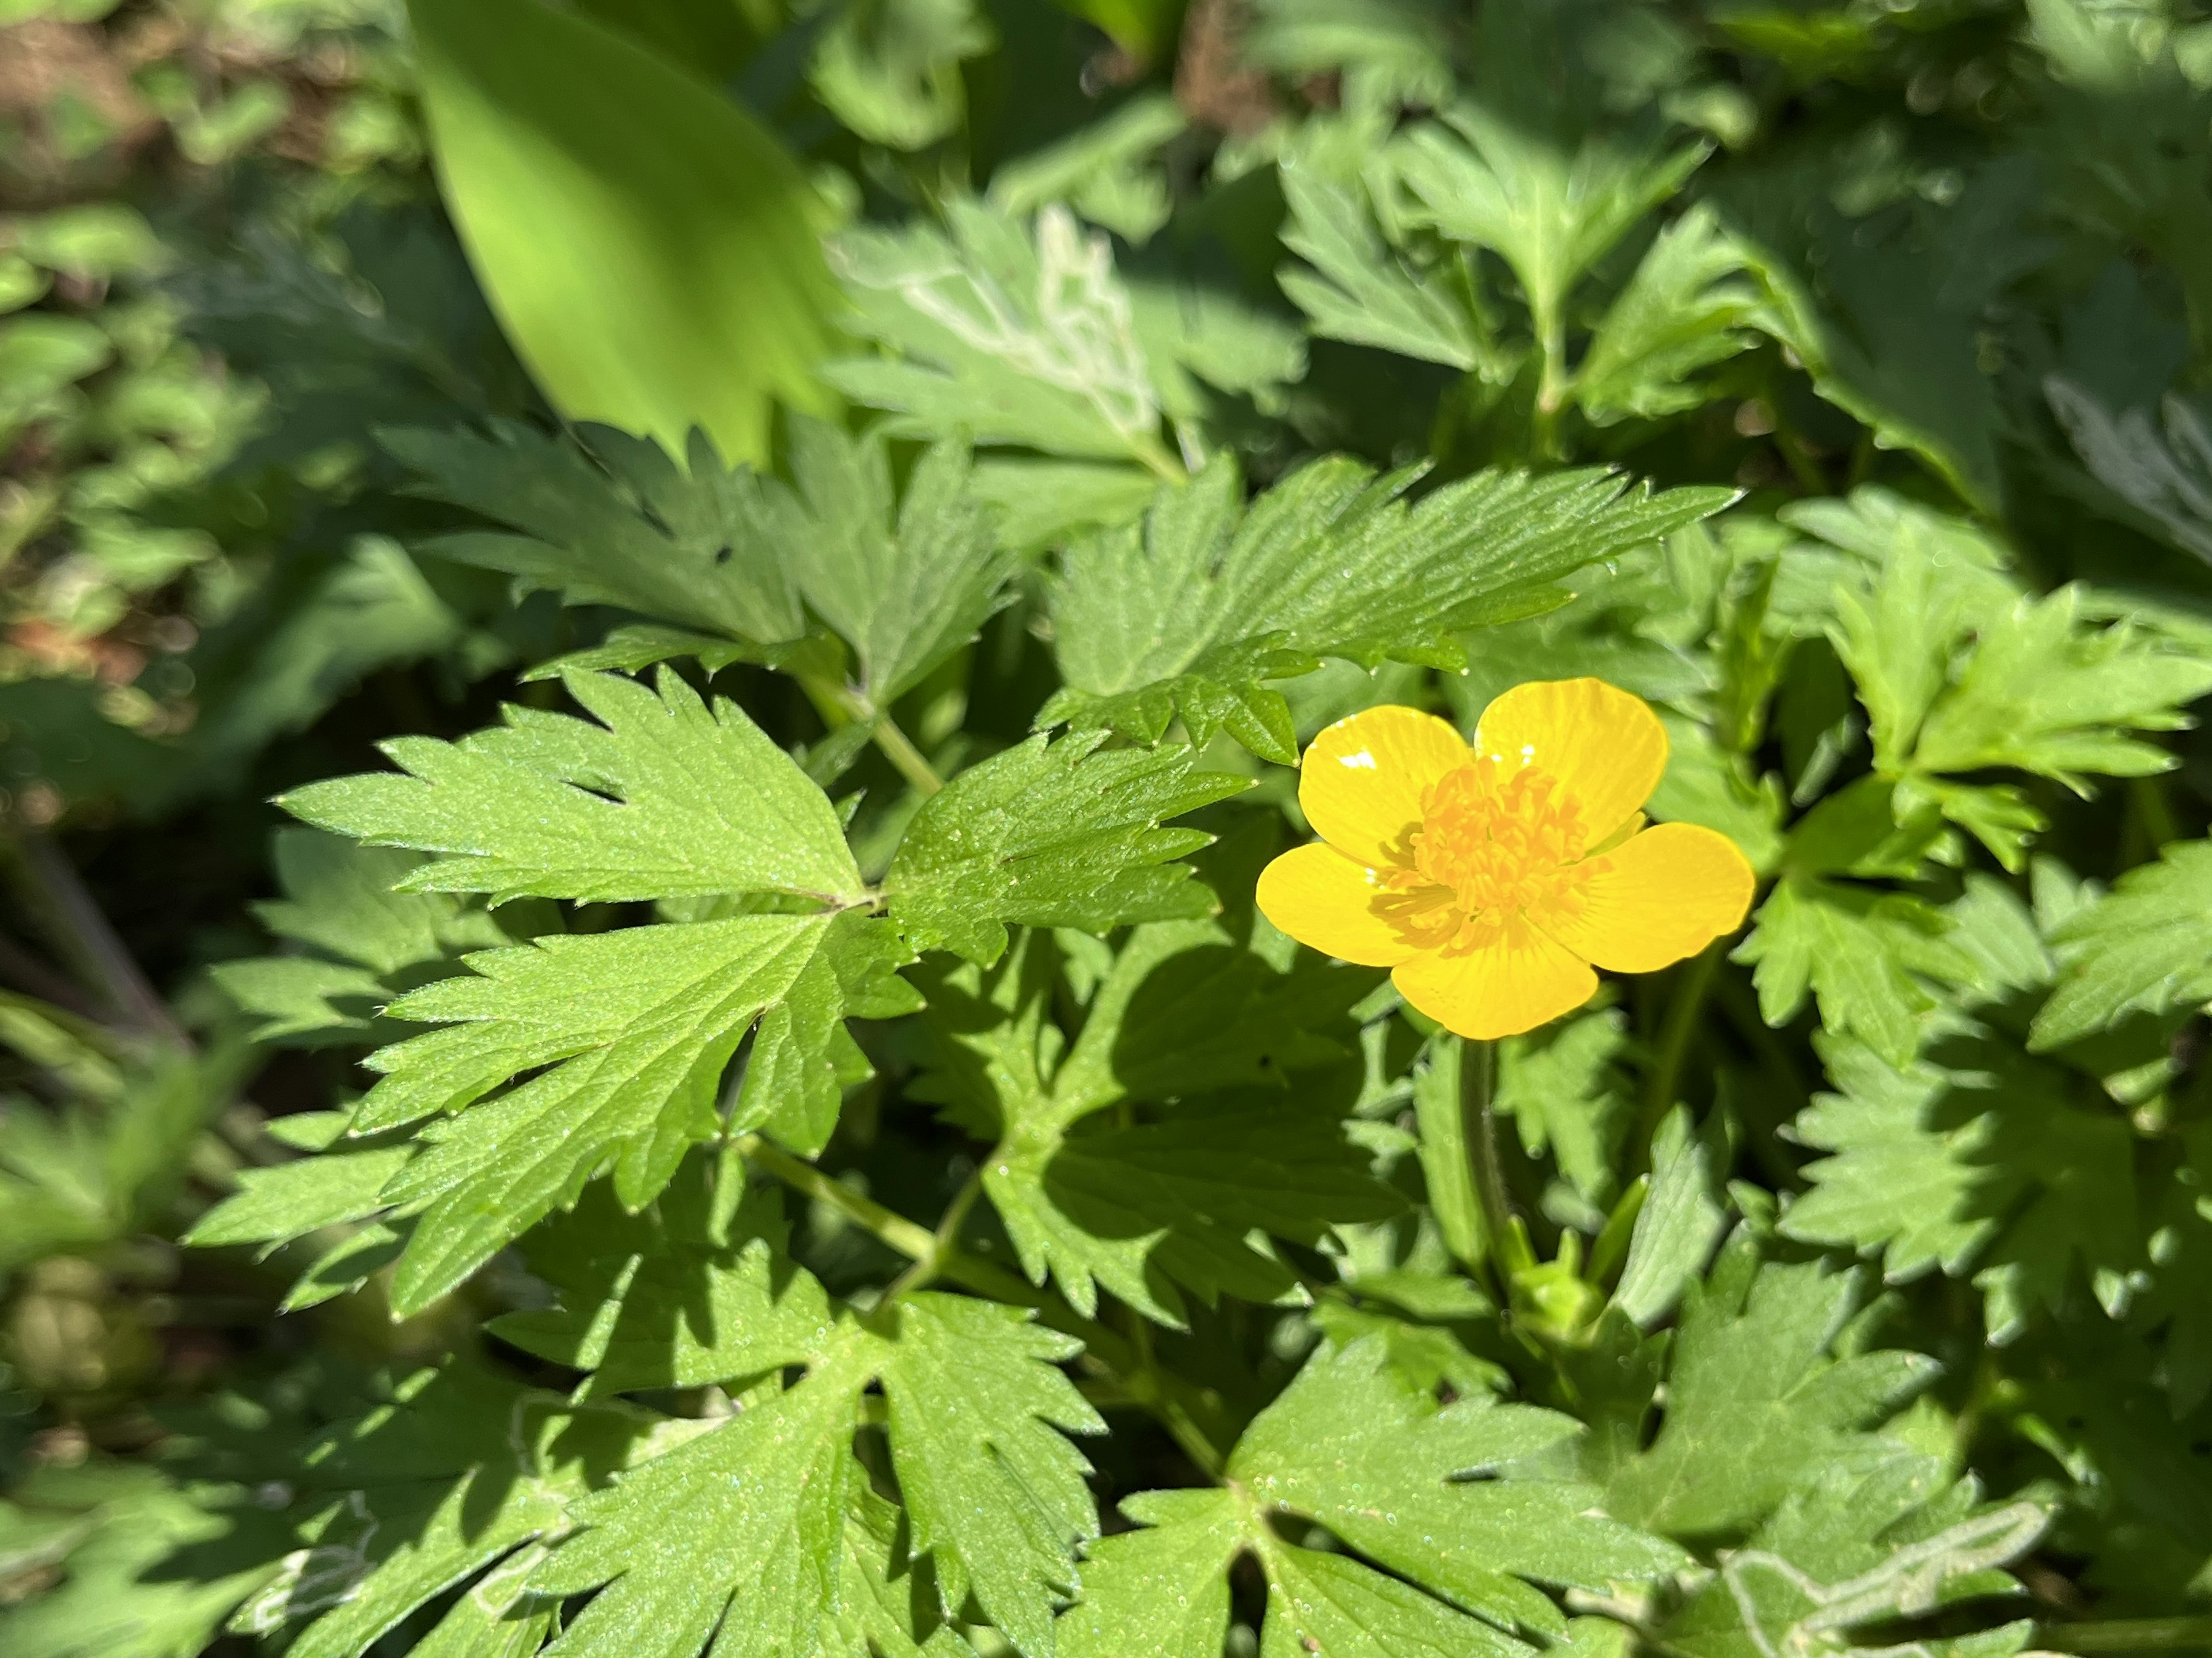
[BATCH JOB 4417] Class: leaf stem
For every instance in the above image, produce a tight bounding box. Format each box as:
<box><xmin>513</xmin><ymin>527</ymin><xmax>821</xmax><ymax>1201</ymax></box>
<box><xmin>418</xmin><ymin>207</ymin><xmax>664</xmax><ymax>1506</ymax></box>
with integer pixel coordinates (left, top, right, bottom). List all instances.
<box><xmin>794</xmin><ymin>670</ymin><xmax>944</xmax><ymax>795</ymax></box>
<box><xmin>884</xmin><ymin>1166</ymin><xmax>983</xmax><ymax>1300</ymax></box>
<box><xmin>2042</xmin><ymin>1620</ymin><xmax>2212</xmax><ymax>1653</ymax></box>
<box><xmin>735</xmin><ymin>1133</ymin><xmax>938</xmax><ymax>1260</ymax></box>
<box><xmin>867</xmin><ymin>711</ymin><xmax>945</xmax><ymax>796</ymax></box>
<box><xmin>1130</xmin><ymin>430</ymin><xmax>1187</xmax><ymax>483</ymax></box>
<box><xmin>1637</xmin><ymin>943</ymin><xmax>1721</xmax><ymax>1170</ymax></box>
<box><xmin>736</xmin><ymin>1133</ymin><xmax>1233</xmax><ymax>1469</ymax></box>
<box><xmin>1530</xmin><ymin>289</ymin><xmax>1570</xmax><ymax>462</ymax></box>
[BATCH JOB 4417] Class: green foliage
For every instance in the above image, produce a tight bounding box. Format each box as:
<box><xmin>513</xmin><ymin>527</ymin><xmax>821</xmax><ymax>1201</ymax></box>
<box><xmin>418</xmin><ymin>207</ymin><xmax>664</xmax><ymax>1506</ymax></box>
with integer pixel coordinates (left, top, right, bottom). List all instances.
<box><xmin>14</xmin><ymin>1</ymin><xmax>2212</xmax><ymax>1654</ymax></box>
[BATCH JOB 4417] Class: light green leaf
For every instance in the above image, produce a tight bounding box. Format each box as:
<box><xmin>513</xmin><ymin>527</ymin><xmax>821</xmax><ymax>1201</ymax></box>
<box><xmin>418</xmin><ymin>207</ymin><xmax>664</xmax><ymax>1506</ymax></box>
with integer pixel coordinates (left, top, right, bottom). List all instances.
<box><xmin>2032</xmin><ymin>837</ymin><xmax>2212</xmax><ymax>1049</ymax></box>
<box><xmin>1606</xmin><ymin>1250</ymin><xmax>1938</xmax><ymax>1539</ymax></box>
<box><xmin>1394</xmin><ymin>107</ymin><xmax>1707</xmax><ymax>333</ymax></box>
<box><xmin>529</xmin><ymin>1343</ymin><xmax>877</xmax><ymax>1658</ymax></box>
<box><xmin>1065</xmin><ymin>1338</ymin><xmax>1682</xmax><ymax>1657</ymax></box>
<box><xmin>1041</xmin><ymin>452</ymin><xmax>1733</xmax><ymax>761</ymax></box>
<box><xmin>1574</xmin><ymin>202</ymin><xmax>1758</xmax><ymax>424</ymax></box>
<box><xmin>385</xmin><ymin>422</ymin><xmax>810</xmax><ymax>647</ymax></box>
<box><xmin>1783</xmin><ymin>1029</ymin><xmax>2139</xmax><ymax>1341</ymax></box>
<box><xmin>826</xmin><ymin>200</ymin><xmax>1169</xmax><ymax>469</ymax></box>
<box><xmin>488</xmin><ymin>1146</ymin><xmax>838</xmax><ymax>1394</ymax></box>
<box><xmin>883</xmin><ymin>733</ymin><xmax>1245</xmax><ymax>964</ymax></box>
<box><xmin>406</xmin><ymin>0</ymin><xmax>836</xmax><ymax>465</ymax></box>
<box><xmin>811</xmin><ymin>0</ymin><xmax>994</xmax><ymax>151</ymax></box>
<box><xmin>361</xmin><ymin>909</ymin><xmax>912</xmax><ymax>1312</ymax></box>
<box><xmin>1734</xmin><ymin>877</ymin><xmax>1980</xmax><ymax>1068</ymax></box>
<box><xmin>878</xmin><ymin>1293</ymin><xmax>1105</xmax><ymax>1657</ymax></box>
<box><xmin>1276</xmin><ymin>158</ymin><xmax>1496</xmax><ymax>373</ymax></box>
<box><xmin>772</xmin><ymin>420</ymin><xmax>1018</xmax><ymax>707</ymax></box>
<box><xmin>988</xmin><ymin>94</ymin><xmax>1186</xmax><ymax>245</ymax></box>
<box><xmin>281</xmin><ymin>670</ymin><xmax>866</xmax><ymax>906</ymax></box>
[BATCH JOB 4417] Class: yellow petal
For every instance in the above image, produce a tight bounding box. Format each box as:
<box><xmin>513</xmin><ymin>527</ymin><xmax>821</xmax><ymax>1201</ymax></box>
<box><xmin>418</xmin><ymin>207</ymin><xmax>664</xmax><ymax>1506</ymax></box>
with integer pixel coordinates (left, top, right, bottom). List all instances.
<box><xmin>1256</xmin><ymin>842</ymin><xmax>1418</xmax><ymax>966</ymax></box>
<box><xmin>1472</xmin><ymin>678</ymin><xmax>1666</xmax><ymax>849</ymax></box>
<box><xmin>1539</xmin><ymin>821</ymin><xmax>1756</xmax><ymax>973</ymax></box>
<box><xmin>1300</xmin><ymin>705</ymin><xmax>1469</xmax><ymax>867</ymax></box>
<box><xmin>1391</xmin><ymin>923</ymin><xmax>1597</xmax><ymax>1041</ymax></box>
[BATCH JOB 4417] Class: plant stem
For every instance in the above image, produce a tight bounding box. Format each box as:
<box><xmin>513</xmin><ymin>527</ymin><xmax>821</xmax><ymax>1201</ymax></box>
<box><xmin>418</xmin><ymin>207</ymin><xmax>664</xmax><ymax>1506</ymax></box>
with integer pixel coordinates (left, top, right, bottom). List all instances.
<box><xmin>734</xmin><ymin>1133</ymin><xmax>937</xmax><ymax>1259</ymax></box>
<box><xmin>1530</xmin><ymin>289</ymin><xmax>1570</xmax><ymax>462</ymax></box>
<box><xmin>884</xmin><ymin>1167</ymin><xmax>983</xmax><ymax>1300</ymax></box>
<box><xmin>735</xmin><ymin>1133</ymin><xmax>1233</xmax><ymax>1470</ymax></box>
<box><xmin>1637</xmin><ymin>944</ymin><xmax>1721</xmax><ymax>1169</ymax></box>
<box><xmin>2</xmin><ymin>830</ymin><xmax>184</xmax><ymax>1044</ymax></box>
<box><xmin>867</xmin><ymin>712</ymin><xmax>944</xmax><ymax>796</ymax></box>
<box><xmin>1461</xmin><ymin>1036</ymin><xmax>1533</xmax><ymax>1276</ymax></box>
<box><xmin>793</xmin><ymin>670</ymin><xmax>944</xmax><ymax>796</ymax></box>
<box><xmin>2043</xmin><ymin>1620</ymin><xmax>2212</xmax><ymax>1653</ymax></box>
<box><xmin>1414</xmin><ymin>1037</ymin><xmax>1484</xmax><ymax>1273</ymax></box>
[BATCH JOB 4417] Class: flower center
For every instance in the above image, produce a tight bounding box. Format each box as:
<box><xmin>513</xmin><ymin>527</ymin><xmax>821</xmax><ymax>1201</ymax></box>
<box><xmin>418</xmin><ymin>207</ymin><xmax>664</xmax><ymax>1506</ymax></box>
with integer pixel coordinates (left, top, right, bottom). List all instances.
<box><xmin>1376</xmin><ymin>758</ymin><xmax>1596</xmax><ymax>951</ymax></box>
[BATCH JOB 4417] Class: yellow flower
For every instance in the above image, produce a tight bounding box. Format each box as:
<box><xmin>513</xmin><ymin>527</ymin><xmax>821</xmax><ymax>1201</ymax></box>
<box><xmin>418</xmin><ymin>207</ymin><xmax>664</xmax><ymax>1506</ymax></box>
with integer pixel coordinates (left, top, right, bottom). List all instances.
<box><xmin>1255</xmin><ymin>678</ymin><xmax>1756</xmax><ymax>1040</ymax></box>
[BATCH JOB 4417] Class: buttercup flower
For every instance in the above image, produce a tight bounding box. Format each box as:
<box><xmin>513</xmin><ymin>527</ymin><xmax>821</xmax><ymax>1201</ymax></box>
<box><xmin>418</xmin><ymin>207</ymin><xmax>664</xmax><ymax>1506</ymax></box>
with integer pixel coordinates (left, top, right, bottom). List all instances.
<box><xmin>1256</xmin><ymin>678</ymin><xmax>1756</xmax><ymax>1040</ymax></box>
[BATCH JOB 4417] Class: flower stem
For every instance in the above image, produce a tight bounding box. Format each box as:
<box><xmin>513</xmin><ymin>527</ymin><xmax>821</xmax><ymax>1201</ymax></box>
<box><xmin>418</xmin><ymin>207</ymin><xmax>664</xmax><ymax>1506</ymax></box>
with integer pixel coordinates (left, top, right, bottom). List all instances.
<box><xmin>1463</xmin><ymin>1036</ymin><xmax>1535</xmax><ymax>1276</ymax></box>
<box><xmin>1637</xmin><ymin>943</ymin><xmax>1721</xmax><ymax>1170</ymax></box>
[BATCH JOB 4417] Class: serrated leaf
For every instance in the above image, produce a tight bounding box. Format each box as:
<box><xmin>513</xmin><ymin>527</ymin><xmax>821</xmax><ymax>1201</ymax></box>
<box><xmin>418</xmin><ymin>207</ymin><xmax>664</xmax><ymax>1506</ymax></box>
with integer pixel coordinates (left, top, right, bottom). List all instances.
<box><xmin>212</xmin><ymin>830</ymin><xmax>509</xmax><ymax>1045</ymax></box>
<box><xmin>1782</xmin><ymin>1029</ymin><xmax>2139</xmax><ymax>1341</ymax></box>
<box><xmin>878</xmin><ymin>1293</ymin><xmax>1105</xmax><ymax>1657</ymax></box>
<box><xmin>810</xmin><ymin>0</ymin><xmax>993</xmax><ymax>151</ymax></box>
<box><xmin>772</xmin><ymin>420</ymin><xmax>1018</xmax><ymax>707</ymax></box>
<box><xmin>386</xmin><ymin>422</ymin><xmax>808</xmax><ymax>646</ymax></box>
<box><xmin>184</xmin><ymin>1144</ymin><xmax>412</xmax><ymax>1253</ymax></box>
<box><xmin>825</xmin><ymin>200</ymin><xmax>1168</xmax><ymax>469</ymax></box>
<box><xmin>2032</xmin><ymin>837</ymin><xmax>2212</xmax><ymax>1048</ymax></box>
<box><xmin>1574</xmin><ymin>202</ymin><xmax>1758</xmax><ymax>424</ymax></box>
<box><xmin>2047</xmin><ymin>378</ymin><xmax>2212</xmax><ymax>566</ymax></box>
<box><xmin>883</xmin><ymin>733</ymin><xmax>1245</xmax><ymax>964</ymax></box>
<box><xmin>1041</xmin><ymin>451</ymin><xmax>1732</xmax><ymax>758</ymax></box>
<box><xmin>1063</xmin><ymin>1338</ymin><xmax>1683</xmax><ymax>1658</ymax></box>
<box><xmin>1657</xmin><ymin>1451</ymin><xmax>2044</xmax><ymax>1658</ymax></box>
<box><xmin>282</xmin><ymin>669</ymin><xmax>865</xmax><ymax>906</ymax></box>
<box><xmin>1734</xmin><ymin>877</ymin><xmax>1980</xmax><ymax>1068</ymax></box>
<box><xmin>234</xmin><ymin>1364</ymin><xmax>640</xmax><ymax>1658</ymax></box>
<box><xmin>1394</xmin><ymin>107</ymin><xmax>1707</xmax><ymax>335</ymax></box>
<box><xmin>529</xmin><ymin>1341</ymin><xmax>877</xmax><ymax>1658</ymax></box>
<box><xmin>360</xmin><ymin>909</ymin><xmax>911</xmax><ymax>1313</ymax></box>
<box><xmin>1276</xmin><ymin>159</ymin><xmax>1496</xmax><ymax>372</ymax></box>
<box><xmin>1606</xmin><ymin>1251</ymin><xmax>1939</xmax><ymax>1539</ymax></box>
<box><xmin>488</xmin><ymin>1146</ymin><xmax>837</xmax><ymax>1394</ymax></box>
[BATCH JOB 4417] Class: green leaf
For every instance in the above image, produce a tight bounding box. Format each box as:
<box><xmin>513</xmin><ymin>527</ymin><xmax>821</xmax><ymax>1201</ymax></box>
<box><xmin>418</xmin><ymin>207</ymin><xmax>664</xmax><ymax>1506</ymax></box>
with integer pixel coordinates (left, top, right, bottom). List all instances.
<box><xmin>988</xmin><ymin>95</ymin><xmax>1186</xmax><ymax>245</ymax></box>
<box><xmin>1393</xmin><ymin>107</ymin><xmax>1707</xmax><ymax>334</ymax></box>
<box><xmin>825</xmin><ymin>200</ymin><xmax>1171</xmax><ymax>471</ymax></box>
<box><xmin>878</xmin><ymin>1293</ymin><xmax>1105</xmax><ymax>1657</ymax></box>
<box><xmin>1574</xmin><ymin>202</ymin><xmax>1758</xmax><ymax>424</ymax></box>
<box><xmin>1656</xmin><ymin>1452</ymin><xmax>2044</xmax><ymax>1658</ymax></box>
<box><xmin>2033</xmin><ymin>837</ymin><xmax>2212</xmax><ymax>1049</ymax></box>
<box><xmin>211</xmin><ymin>829</ymin><xmax>508</xmax><ymax>1045</ymax></box>
<box><xmin>1064</xmin><ymin>1338</ymin><xmax>1683</xmax><ymax>1657</ymax></box>
<box><xmin>883</xmin><ymin>733</ymin><xmax>1245</xmax><ymax>965</ymax></box>
<box><xmin>2047</xmin><ymin>378</ymin><xmax>2212</xmax><ymax>566</ymax></box>
<box><xmin>811</xmin><ymin>0</ymin><xmax>994</xmax><ymax>151</ymax></box>
<box><xmin>360</xmin><ymin>908</ymin><xmax>912</xmax><ymax>1312</ymax></box>
<box><xmin>1040</xmin><ymin>452</ymin><xmax>1732</xmax><ymax>761</ymax></box>
<box><xmin>1782</xmin><ymin>1028</ymin><xmax>2140</xmax><ymax>1342</ymax></box>
<box><xmin>1276</xmin><ymin>158</ymin><xmax>1497</xmax><ymax>373</ymax></box>
<box><xmin>406</xmin><ymin>0</ymin><xmax>836</xmax><ymax>465</ymax></box>
<box><xmin>771</xmin><ymin>420</ymin><xmax>1018</xmax><ymax>707</ymax></box>
<box><xmin>184</xmin><ymin>1143</ymin><xmax>413</xmax><ymax>1253</ymax></box>
<box><xmin>1611</xmin><ymin>1107</ymin><xmax>1729</xmax><ymax>1329</ymax></box>
<box><xmin>1734</xmin><ymin>877</ymin><xmax>1980</xmax><ymax>1068</ymax></box>
<box><xmin>1494</xmin><ymin>1007</ymin><xmax>1633</xmax><ymax>1206</ymax></box>
<box><xmin>385</xmin><ymin>422</ymin><xmax>810</xmax><ymax>647</ymax></box>
<box><xmin>281</xmin><ymin>670</ymin><xmax>865</xmax><ymax>906</ymax></box>
<box><xmin>488</xmin><ymin>1146</ymin><xmax>838</xmax><ymax>1394</ymax></box>
<box><xmin>234</xmin><ymin>1363</ymin><xmax>643</xmax><ymax>1658</ymax></box>
<box><xmin>528</xmin><ymin>1342</ymin><xmax>877</xmax><ymax>1658</ymax></box>
<box><xmin>1605</xmin><ymin>1249</ymin><xmax>1938</xmax><ymax>1539</ymax></box>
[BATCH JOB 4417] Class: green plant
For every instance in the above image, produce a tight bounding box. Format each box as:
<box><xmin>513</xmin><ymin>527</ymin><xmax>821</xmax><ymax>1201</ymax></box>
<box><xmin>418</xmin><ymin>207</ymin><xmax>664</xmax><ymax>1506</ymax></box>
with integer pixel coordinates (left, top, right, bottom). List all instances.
<box><xmin>9</xmin><ymin>0</ymin><xmax>2212</xmax><ymax>1655</ymax></box>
